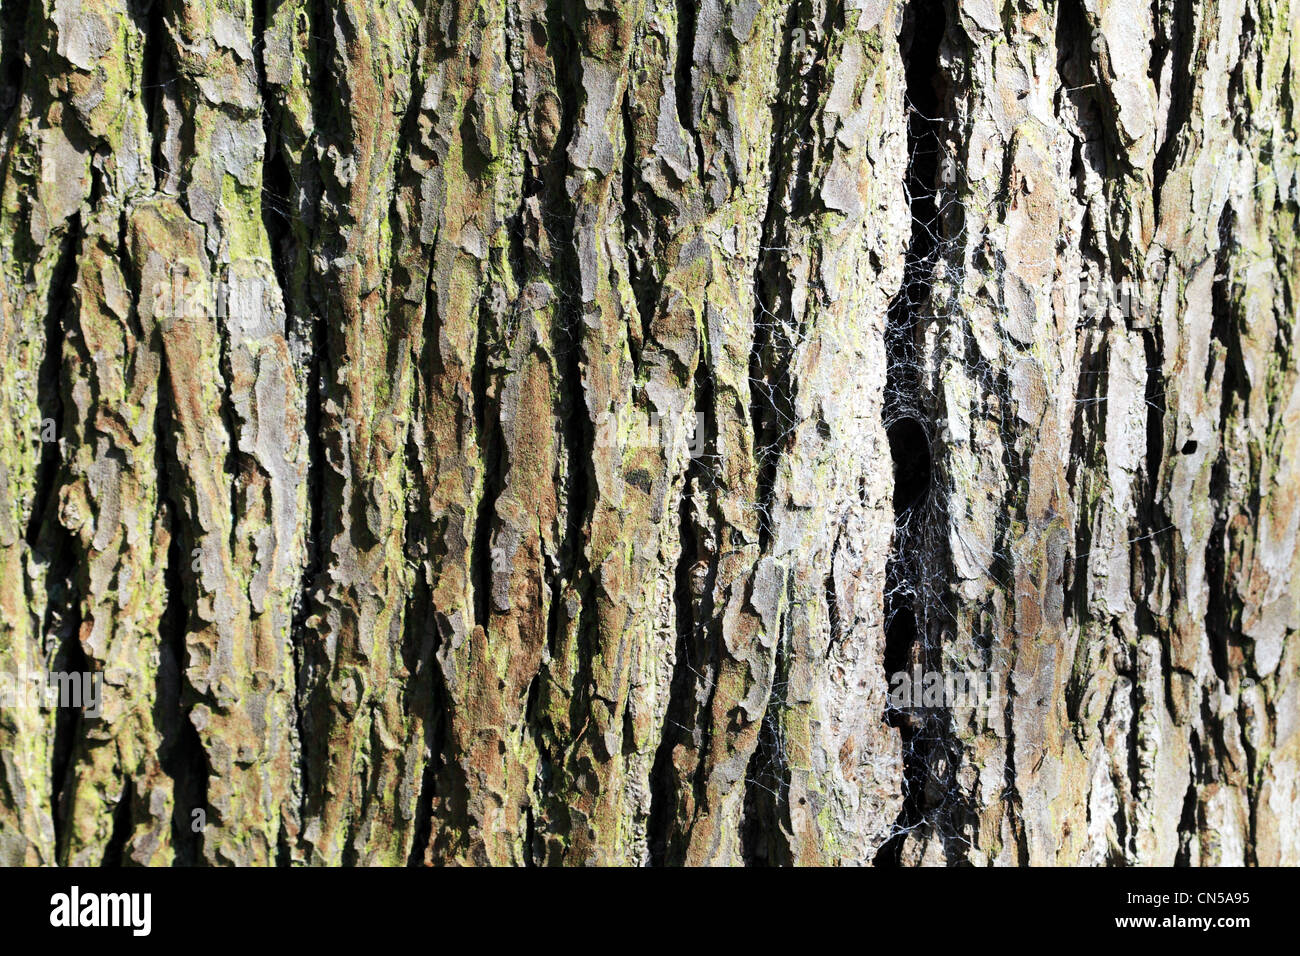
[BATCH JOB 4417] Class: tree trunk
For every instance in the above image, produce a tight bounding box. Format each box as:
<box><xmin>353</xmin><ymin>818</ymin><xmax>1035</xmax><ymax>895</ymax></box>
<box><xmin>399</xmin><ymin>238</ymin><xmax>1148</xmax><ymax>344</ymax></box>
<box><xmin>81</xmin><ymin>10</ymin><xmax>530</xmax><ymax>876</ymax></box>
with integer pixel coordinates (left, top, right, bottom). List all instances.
<box><xmin>0</xmin><ymin>0</ymin><xmax>1296</xmax><ymax>867</ymax></box>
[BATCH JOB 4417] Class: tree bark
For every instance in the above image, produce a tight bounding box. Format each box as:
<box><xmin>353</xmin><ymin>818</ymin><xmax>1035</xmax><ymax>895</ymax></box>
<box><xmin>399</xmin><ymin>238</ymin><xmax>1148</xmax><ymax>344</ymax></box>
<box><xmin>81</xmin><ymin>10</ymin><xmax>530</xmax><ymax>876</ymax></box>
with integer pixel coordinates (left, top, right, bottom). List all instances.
<box><xmin>0</xmin><ymin>0</ymin><xmax>1296</xmax><ymax>866</ymax></box>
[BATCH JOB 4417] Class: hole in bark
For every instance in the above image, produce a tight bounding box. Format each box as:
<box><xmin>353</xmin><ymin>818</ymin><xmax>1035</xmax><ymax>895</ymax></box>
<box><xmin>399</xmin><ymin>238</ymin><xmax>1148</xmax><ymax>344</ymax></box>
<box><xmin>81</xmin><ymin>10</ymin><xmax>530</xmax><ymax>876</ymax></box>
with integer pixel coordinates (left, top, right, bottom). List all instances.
<box><xmin>888</xmin><ymin>418</ymin><xmax>932</xmax><ymax>511</ymax></box>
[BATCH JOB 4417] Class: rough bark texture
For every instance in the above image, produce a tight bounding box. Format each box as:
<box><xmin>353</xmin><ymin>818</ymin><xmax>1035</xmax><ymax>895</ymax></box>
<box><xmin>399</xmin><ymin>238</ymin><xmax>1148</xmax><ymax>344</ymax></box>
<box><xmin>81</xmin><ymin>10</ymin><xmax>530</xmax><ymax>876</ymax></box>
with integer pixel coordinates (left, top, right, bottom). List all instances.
<box><xmin>0</xmin><ymin>0</ymin><xmax>1296</xmax><ymax>866</ymax></box>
